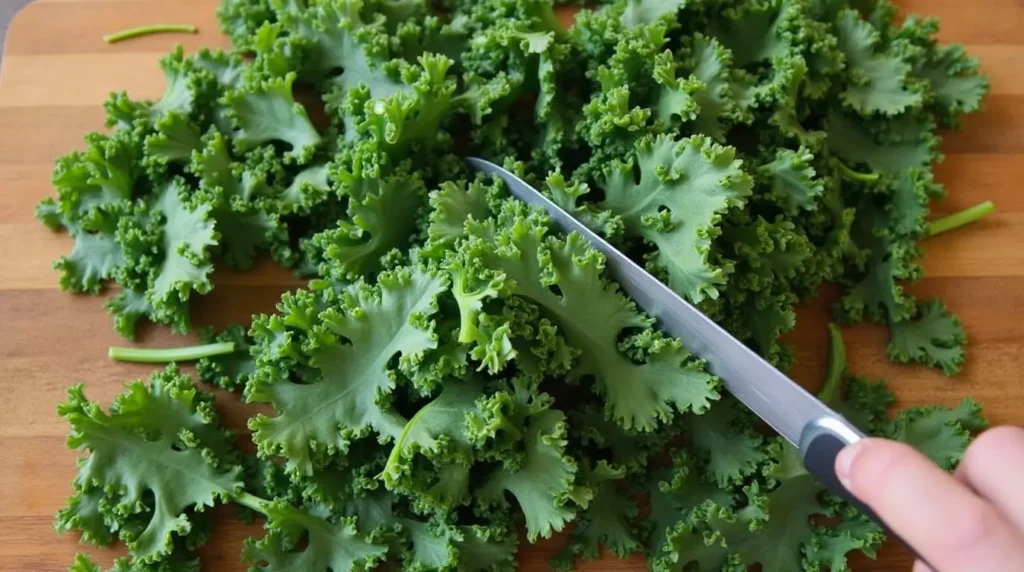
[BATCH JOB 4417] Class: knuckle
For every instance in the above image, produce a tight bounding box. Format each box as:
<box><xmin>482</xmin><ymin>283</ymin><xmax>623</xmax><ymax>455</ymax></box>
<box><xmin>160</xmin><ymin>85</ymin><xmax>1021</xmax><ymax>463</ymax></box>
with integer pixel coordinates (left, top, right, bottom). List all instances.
<box><xmin>967</xmin><ymin>426</ymin><xmax>1024</xmax><ymax>463</ymax></box>
<box><xmin>850</xmin><ymin>440</ymin><xmax>917</xmax><ymax>489</ymax></box>
<box><xmin>941</xmin><ymin>501</ymin><xmax>1003</xmax><ymax>550</ymax></box>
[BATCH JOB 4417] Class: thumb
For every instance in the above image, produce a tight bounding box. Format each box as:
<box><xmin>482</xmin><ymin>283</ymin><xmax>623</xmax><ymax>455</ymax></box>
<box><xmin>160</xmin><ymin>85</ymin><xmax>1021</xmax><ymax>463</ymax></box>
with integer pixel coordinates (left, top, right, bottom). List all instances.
<box><xmin>836</xmin><ymin>438</ymin><xmax>1024</xmax><ymax>572</ymax></box>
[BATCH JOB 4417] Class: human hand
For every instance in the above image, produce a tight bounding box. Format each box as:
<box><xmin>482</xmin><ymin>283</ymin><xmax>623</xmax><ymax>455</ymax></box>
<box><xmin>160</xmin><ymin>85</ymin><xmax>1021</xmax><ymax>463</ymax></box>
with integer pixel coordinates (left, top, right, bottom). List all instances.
<box><xmin>835</xmin><ymin>426</ymin><xmax>1024</xmax><ymax>571</ymax></box>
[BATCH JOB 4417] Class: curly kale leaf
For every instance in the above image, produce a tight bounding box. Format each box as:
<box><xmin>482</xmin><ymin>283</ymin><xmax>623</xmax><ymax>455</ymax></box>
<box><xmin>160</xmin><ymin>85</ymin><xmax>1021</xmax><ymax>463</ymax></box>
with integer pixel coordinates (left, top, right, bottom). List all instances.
<box><xmin>826</xmin><ymin>109</ymin><xmax>938</xmax><ymax>174</ymax></box>
<box><xmin>105</xmin><ymin>47</ymin><xmax>216</xmax><ymax>128</ymax></box>
<box><xmin>552</xmin><ymin>460</ymin><xmax>641</xmax><ymax>569</ymax></box>
<box><xmin>835</xmin><ymin>201</ymin><xmax>920</xmax><ymax>324</ymax></box>
<box><xmin>477</xmin><ymin>391</ymin><xmax>592</xmax><ymax>542</ymax></box>
<box><xmin>247</xmin><ymin>266</ymin><xmax>448</xmax><ymax>474</ymax></box>
<box><xmin>887</xmin><ymin>299</ymin><xmax>967</xmax><ymax>375</ymax></box>
<box><xmin>143</xmin><ymin>112</ymin><xmax>204</xmax><ymax>180</ymax></box>
<box><xmin>304</xmin><ymin>160</ymin><xmax>426</xmax><ymax>281</ymax></box>
<box><xmin>243</xmin><ymin>500</ymin><xmax>387</xmax><ymax>572</ymax></box>
<box><xmin>833</xmin><ymin>8</ymin><xmax>922</xmax><ymax>115</ymax></box>
<box><xmin>619</xmin><ymin>0</ymin><xmax>687</xmax><ymax>29</ymax></box>
<box><xmin>56</xmin><ymin>366</ymin><xmax>242</xmax><ymax>563</ymax></box>
<box><xmin>53</xmin><ymin>221</ymin><xmax>125</xmax><ymax>294</ymax></box>
<box><xmin>760</xmin><ymin>147</ymin><xmax>825</xmax><ymax>216</ymax></box>
<box><xmin>70</xmin><ymin>550</ymin><xmax>201</xmax><ymax>572</ymax></box>
<box><xmin>224</xmin><ymin>73</ymin><xmax>322</xmax><ymax>163</ymax></box>
<box><xmin>883</xmin><ymin>398</ymin><xmax>987</xmax><ymax>470</ymax></box>
<box><xmin>380</xmin><ymin>382</ymin><xmax>483</xmax><ymax>511</ymax></box>
<box><xmin>598</xmin><ymin>134</ymin><xmax>753</xmax><ymax>303</ymax></box>
<box><xmin>463</xmin><ymin>201</ymin><xmax>720</xmax><ymax>431</ymax></box>
<box><xmin>896</xmin><ymin>15</ymin><xmax>990</xmax><ymax>129</ymax></box>
<box><xmin>114</xmin><ymin>180</ymin><xmax>219</xmax><ymax>336</ymax></box>
<box><xmin>48</xmin><ymin>127</ymin><xmax>144</xmax><ymax>224</ymax></box>
<box><xmin>685</xmin><ymin>396</ymin><xmax>768</xmax><ymax>488</ymax></box>
<box><xmin>197</xmin><ymin>324</ymin><xmax>256</xmax><ymax>392</ymax></box>
<box><xmin>423</xmin><ymin>177</ymin><xmax>497</xmax><ymax>254</ymax></box>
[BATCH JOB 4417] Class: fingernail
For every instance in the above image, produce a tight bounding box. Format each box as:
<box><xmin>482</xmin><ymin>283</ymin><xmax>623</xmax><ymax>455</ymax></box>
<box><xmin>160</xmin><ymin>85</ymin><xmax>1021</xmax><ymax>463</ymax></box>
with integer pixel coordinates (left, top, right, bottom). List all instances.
<box><xmin>835</xmin><ymin>439</ymin><xmax>867</xmax><ymax>490</ymax></box>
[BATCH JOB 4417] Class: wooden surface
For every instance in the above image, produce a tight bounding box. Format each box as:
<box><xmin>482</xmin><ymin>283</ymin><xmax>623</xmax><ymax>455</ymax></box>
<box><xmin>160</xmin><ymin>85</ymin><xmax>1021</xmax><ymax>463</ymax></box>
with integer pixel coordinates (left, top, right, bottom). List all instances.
<box><xmin>0</xmin><ymin>1</ymin><xmax>1021</xmax><ymax>570</ymax></box>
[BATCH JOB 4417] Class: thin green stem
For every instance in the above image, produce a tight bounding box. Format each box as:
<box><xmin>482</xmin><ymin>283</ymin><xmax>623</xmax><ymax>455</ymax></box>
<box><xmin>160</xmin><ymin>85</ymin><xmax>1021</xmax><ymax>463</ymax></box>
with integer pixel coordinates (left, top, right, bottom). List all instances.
<box><xmin>103</xmin><ymin>24</ymin><xmax>198</xmax><ymax>44</ymax></box>
<box><xmin>233</xmin><ymin>491</ymin><xmax>271</xmax><ymax>515</ymax></box>
<box><xmin>836</xmin><ymin>160</ymin><xmax>880</xmax><ymax>183</ymax></box>
<box><xmin>927</xmin><ymin>201</ymin><xmax>996</xmax><ymax>236</ymax></box>
<box><xmin>818</xmin><ymin>323</ymin><xmax>846</xmax><ymax>406</ymax></box>
<box><xmin>108</xmin><ymin>342</ymin><xmax>236</xmax><ymax>363</ymax></box>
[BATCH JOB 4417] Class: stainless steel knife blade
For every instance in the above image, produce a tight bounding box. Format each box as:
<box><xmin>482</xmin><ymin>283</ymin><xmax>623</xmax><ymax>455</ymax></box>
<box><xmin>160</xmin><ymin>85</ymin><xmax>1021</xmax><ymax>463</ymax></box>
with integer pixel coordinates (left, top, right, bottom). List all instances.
<box><xmin>466</xmin><ymin>157</ymin><xmax>931</xmax><ymax>567</ymax></box>
<box><xmin>466</xmin><ymin>156</ymin><xmax>861</xmax><ymax>447</ymax></box>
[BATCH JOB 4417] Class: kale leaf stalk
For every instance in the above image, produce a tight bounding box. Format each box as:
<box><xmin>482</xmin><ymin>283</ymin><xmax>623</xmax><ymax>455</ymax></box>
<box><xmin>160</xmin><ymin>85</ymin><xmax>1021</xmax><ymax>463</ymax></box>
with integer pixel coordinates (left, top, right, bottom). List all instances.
<box><xmin>835</xmin><ymin>159</ymin><xmax>880</xmax><ymax>183</ymax></box>
<box><xmin>108</xmin><ymin>341</ymin><xmax>238</xmax><ymax>363</ymax></box>
<box><xmin>927</xmin><ymin>201</ymin><xmax>996</xmax><ymax>236</ymax></box>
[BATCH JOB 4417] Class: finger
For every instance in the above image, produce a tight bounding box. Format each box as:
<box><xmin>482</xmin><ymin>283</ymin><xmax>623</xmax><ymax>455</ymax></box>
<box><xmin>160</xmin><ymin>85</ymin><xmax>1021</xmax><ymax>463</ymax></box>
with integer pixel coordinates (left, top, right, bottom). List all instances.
<box><xmin>954</xmin><ymin>426</ymin><xmax>1024</xmax><ymax>531</ymax></box>
<box><xmin>836</xmin><ymin>438</ymin><xmax>1024</xmax><ymax>572</ymax></box>
<box><xmin>913</xmin><ymin>560</ymin><xmax>935</xmax><ymax>572</ymax></box>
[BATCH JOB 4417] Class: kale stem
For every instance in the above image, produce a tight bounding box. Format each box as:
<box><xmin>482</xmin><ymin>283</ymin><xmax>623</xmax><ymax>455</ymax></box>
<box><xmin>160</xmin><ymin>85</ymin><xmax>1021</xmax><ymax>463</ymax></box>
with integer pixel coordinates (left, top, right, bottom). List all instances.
<box><xmin>108</xmin><ymin>342</ymin><xmax>237</xmax><ymax>363</ymax></box>
<box><xmin>818</xmin><ymin>323</ymin><xmax>846</xmax><ymax>406</ymax></box>
<box><xmin>103</xmin><ymin>24</ymin><xmax>198</xmax><ymax>44</ymax></box>
<box><xmin>836</xmin><ymin>160</ymin><xmax>880</xmax><ymax>183</ymax></box>
<box><xmin>233</xmin><ymin>491</ymin><xmax>271</xmax><ymax>515</ymax></box>
<box><xmin>927</xmin><ymin>201</ymin><xmax>996</xmax><ymax>236</ymax></box>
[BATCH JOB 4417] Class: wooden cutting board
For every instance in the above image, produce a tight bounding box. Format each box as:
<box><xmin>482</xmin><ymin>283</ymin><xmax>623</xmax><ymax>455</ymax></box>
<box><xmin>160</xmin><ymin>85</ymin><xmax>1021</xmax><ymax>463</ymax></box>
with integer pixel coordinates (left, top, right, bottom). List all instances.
<box><xmin>0</xmin><ymin>0</ymin><xmax>1021</xmax><ymax>570</ymax></box>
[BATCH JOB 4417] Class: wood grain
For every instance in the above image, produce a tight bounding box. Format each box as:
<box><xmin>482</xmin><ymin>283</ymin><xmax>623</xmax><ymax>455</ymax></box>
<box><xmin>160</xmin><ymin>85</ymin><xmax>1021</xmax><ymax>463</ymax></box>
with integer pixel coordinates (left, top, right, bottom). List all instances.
<box><xmin>0</xmin><ymin>1</ymin><xmax>1021</xmax><ymax>571</ymax></box>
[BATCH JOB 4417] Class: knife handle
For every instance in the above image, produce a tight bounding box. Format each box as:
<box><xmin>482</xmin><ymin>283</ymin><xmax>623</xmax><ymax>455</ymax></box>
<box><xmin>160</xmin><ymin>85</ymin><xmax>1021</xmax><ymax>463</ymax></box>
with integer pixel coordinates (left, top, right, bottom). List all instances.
<box><xmin>800</xmin><ymin>418</ymin><xmax>937</xmax><ymax>571</ymax></box>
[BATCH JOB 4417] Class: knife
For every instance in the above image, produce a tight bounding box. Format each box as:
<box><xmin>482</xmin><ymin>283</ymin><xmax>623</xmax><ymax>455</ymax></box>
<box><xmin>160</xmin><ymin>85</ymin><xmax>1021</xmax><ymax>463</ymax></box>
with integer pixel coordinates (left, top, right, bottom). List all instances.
<box><xmin>467</xmin><ymin>157</ymin><xmax>930</xmax><ymax>566</ymax></box>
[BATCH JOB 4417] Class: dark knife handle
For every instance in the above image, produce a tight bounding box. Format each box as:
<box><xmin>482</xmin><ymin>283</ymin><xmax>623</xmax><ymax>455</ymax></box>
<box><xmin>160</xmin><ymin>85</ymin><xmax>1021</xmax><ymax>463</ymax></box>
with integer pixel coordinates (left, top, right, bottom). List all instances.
<box><xmin>800</xmin><ymin>419</ymin><xmax>936</xmax><ymax>571</ymax></box>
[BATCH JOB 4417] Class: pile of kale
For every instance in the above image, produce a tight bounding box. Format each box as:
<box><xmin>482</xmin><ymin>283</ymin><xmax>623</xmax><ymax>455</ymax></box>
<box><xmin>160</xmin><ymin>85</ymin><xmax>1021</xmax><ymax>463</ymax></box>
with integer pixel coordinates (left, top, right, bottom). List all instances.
<box><xmin>41</xmin><ymin>0</ymin><xmax>991</xmax><ymax>571</ymax></box>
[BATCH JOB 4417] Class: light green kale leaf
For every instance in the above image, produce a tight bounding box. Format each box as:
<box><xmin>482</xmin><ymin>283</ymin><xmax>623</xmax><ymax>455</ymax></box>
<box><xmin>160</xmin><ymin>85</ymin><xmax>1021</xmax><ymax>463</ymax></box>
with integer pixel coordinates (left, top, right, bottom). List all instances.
<box><xmin>598</xmin><ymin>134</ymin><xmax>753</xmax><ymax>304</ymax></box>
<box><xmin>143</xmin><ymin>112</ymin><xmax>203</xmax><ymax>178</ymax></box>
<box><xmin>760</xmin><ymin>147</ymin><xmax>824</xmax><ymax>215</ymax></box>
<box><xmin>477</xmin><ymin>401</ymin><xmax>592</xmax><ymax>542</ymax></box>
<box><xmin>243</xmin><ymin>500</ymin><xmax>387</xmax><ymax>572</ymax></box>
<box><xmin>888</xmin><ymin>299</ymin><xmax>967</xmax><ymax>375</ymax></box>
<box><xmin>652</xmin><ymin>51</ymin><xmax>703</xmax><ymax>128</ymax></box>
<box><xmin>121</xmin><ymin>181</ymin><xmax>218</xmax><ymax>334</ymax></box>
<box><xmin>686</xmin><ymin>396</ymin><xmax>768</xmax><ymax>488</ymax></box>
<box><xmin>188</xmin><ymin>137</ymin><xmax>285</xmax><ymax>270</ymax></box>
<box><xmin>886</xmin><ymin>168</ymin><xmax>942</xmax><ymax>238</ymax></box>
<box><xmin>197</xmin><ymin>324</ymin><xmax>256</xmax><ymax>392</ymax></box>
<box><xmin>619</xmin><ymin>0</ymin><xmax>687</xmax><ymax>28</ymax></box>
<box><xmin>826</xmin><ymin>109</ymin><xmax>938</xmax><ymax>174</ymax></box>
<box><xmin>836</xmin><ymin>202</ymin><xmax>920</xmax><ymax>324</ymax></box>
<box><xmin>834</xmin><ymin>9</ymin><xmax>922</xmax><ymax>115</ymax></box>
<box><xmin>56</xmin><ymin>483</ymin><xmax>116</xmax><ymax>547</ymax></box>
<box><xmin>423</xmin><ymin>177</ymin><xmax>496</xmax><ymax>254</ymax></box>
<box><xmin>897</xmin><ymin>16</ymin><xmax>990</xmax><ymax>129</ymax></box>
<box><xmin>104</xmin><ymin>47</ymin><xmax>214</xmax><ymax>128</ymax></box>
<box><xmin>654</xmin><ymin>443</ymin><xmax>824</xmax><ymax>572</ymax></box>
<box><xmin>281</xmin><ymin>162</ymin><xmax>332</xmax><ymax>214</ymax></box>
<box><xmin>542</xmin><ymin>173</ymin><xmax>625</xmax><ymax>241</ymax></box>
<box><xmin>49</xmin><ymin>127</ymin><xmax>143</xmax><ymax>223</ymax></box>
<box><xmin>247</xmin><ymin>266</ymin><xmax>448</xmax><ymax>474</ymax></box>
<box><xmin>552</xmin><ymin>461</ymin><xmax>641</xmax><ymax>570</ymax></box>
<box><xmin>57</xmin><ymin>366</ymin><xmax>242</xmax><ymax>563</ymax></box>
<box><xmin>454</xmin><ymin>525</ymin><xmax>518</xmax><ymax>572</ymax></box>
<box><xmin>380</xmin><ymin>382</ymin><xmax>484</xmax><ymax>511</ymax></box>
<box><xmin>883</xmin><ymin>398</ymin><xmax>987</xmax><ymax>470</ymax></box>
<box><xmin>305</xmin><ymin>159</ymin><xmax>426</xmax><ymax>281</ymax></box>
<box><xmin>224</xmin><ymin>73</ymin><xmax>322</xmax><ymax>163</ymax></box>
<box><xmin>464</xmin><ymin>201</ymin><xmax>720</xmax><ymax>431</ymax></box>
<box><xmin>685</xmin><ymin>34</ymin><xmax>754</xmax><ymax>140</ymax></box>
<box><xmin>282</xmin><ymin>0</ymin><xmax>408</xmax><ymax>102</ymax></box>
<box><xmin>53</xmin><ymin>216</ymin><xmax>125</xmax><ymax>294</ymax></box>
